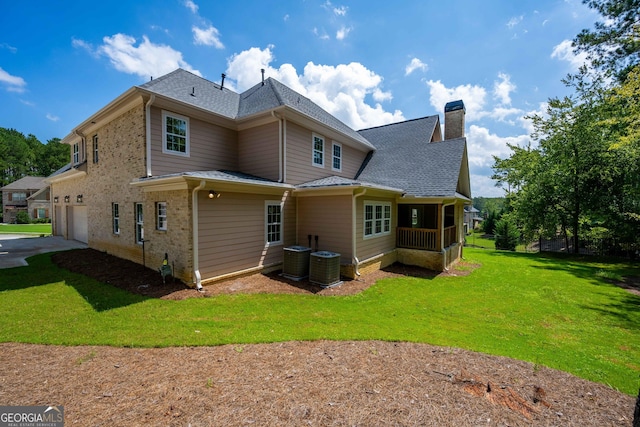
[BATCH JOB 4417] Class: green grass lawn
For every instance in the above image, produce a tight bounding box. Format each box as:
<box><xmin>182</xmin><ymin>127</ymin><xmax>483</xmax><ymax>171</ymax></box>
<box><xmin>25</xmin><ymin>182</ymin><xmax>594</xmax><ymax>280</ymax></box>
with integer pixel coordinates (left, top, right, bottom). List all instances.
<box><xmin>0</xmin><ymin>223</ymin><xmax>52</xmax><ymax>235</ymax></box>
<box><xmin>1</xmin><ymin>248</ymin><xmax>639</xmax><ymax>394</ymax></box>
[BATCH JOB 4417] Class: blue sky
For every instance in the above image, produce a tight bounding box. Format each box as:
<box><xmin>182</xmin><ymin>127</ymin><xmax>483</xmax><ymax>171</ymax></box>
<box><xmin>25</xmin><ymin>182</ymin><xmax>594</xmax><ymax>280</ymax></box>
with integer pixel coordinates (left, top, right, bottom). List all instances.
<box><xmin>0</xmin><ymin>0</ymin><xmax>598</xmax><ymax>196</ymax></box>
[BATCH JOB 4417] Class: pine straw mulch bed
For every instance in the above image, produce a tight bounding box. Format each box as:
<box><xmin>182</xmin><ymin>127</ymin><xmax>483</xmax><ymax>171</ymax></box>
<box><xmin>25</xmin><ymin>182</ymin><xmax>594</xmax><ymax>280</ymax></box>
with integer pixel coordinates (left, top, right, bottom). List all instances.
<box><xmin>0</xmin><ymin>248</ymin><xmax>632</xmax><ymax>426</ymax></box>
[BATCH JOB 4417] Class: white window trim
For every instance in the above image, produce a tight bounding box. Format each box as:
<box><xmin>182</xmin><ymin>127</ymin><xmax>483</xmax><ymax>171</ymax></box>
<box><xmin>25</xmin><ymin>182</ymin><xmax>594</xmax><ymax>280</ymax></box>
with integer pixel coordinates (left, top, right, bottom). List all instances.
<box><xmin>332</xmin><ymin>141</ymin><xmax>342</xmax><ymax>172</ymax></box>
<box><xmin>162</xmin><ymin>110</ymin><xmax>190</xmax><ymax>157</ymax></box>
<box><xmin>92</xmin><ymin>135</ymin><xmax>99</xmax><ymax>163</ymax></box>
<box><xmin>265</xmin><ymin>200</ymin><xmax>283</xmax><ymax>246</ymax></box>
<box><xmin>72</xmin><ymin>142</ymin><xmax>80</xmax><ymax>165</ymax></box>
<box><xmin>112</xmin><ymin>203</ymin><xmax>120</xmax><ymax>235</ymax></box>
<box><xmin>363</xmin><ymin>201</ymin><xmax>392</xmax><ymax>239</ymax></box>
<box><xmin>135</xmin><ymin>202</ymin><xmax>144</xmax><ymax>244</ymax></box>
<box><xmin>156</xmin><ymin>201</ymin><xmax>167</xmax><ymax>231</ymax></box>
<box><xmin>312</xmin><ymin>133</ymin><xmax>324</xmax><ymax>168</ymax></box>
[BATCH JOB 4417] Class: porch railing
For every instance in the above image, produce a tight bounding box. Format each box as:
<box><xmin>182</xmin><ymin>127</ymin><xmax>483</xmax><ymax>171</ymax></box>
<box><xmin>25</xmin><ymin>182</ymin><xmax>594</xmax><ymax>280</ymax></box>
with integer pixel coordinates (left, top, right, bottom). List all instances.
<box><xmin>397</xmin><ymin>227</ymin><xmax>438</xmax><ymax>251</ymax></box>
<box><xmin>444</xmin><ymin>225</ymin><xmax>457</xmax><ymax>248</ymax></box>
<box><xmin>397</xmin><ymin>225</ymin><xmax>458</xmax><ymax>251</ymax></box>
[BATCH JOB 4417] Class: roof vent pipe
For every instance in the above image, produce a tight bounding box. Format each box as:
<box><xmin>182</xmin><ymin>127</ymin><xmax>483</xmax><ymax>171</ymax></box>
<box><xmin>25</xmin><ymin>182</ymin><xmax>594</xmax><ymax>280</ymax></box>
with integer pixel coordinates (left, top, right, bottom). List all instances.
<box><xmin>220</xmin><ymin>73</ymin><xmax>226</xmax><ymax>90</ymax></box>
<box><xmin>261</xmin><ymin>68</ymin><xmax>265</xmax><ymax>86</ymax></box>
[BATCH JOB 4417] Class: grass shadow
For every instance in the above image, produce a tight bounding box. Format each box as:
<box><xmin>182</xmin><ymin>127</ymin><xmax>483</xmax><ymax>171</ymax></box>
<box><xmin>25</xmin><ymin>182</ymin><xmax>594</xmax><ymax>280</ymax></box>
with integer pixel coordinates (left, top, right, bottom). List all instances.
<box><xmin>0</xmin><ymin>252</ymin><xmax>152</xmax><ymax>312</ymax></box>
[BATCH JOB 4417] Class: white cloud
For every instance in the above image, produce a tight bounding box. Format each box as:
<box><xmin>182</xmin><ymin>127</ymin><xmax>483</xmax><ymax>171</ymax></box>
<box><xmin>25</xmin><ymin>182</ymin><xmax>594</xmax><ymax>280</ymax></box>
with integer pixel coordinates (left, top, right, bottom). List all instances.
<box><xmin>192</xmin><ymin>25</ymin><xmax>224</xmax><ymax>48</ymax></box>
<box><xmin>0</xmin><ymin>42</ymin><xmax>17</xmax><ymax>53</ymax></box>
<box><xmin>551</xmin><ymin>39</ymin><xmax>588</xmax><ymax>71</ymax></box>
<box><xmin>98</xmin><ymin>34</ymin><xmax>200</xmax><ymax>79</ymax></box>
<box><xmin>313</xmin><ymin>28</ymin><xmax>330</xmax><ymax>40</ymax></box>
<box><xmin>184</xmin><ymin>0</ymin><xmax>198</xmax><ymax>13</ymax></box>
<box><xmin>225</xmin><ymin>46</ymin><xmax>404</xmax><ymax>129</ymax></box>
<box><xmin>20</xmin><ymin>99</ymin><xmax>35</xmax><ymax>107</ymax></box>
<box><xmin>405</xmin><ymin>57</ymin><xmax>428</xmax><ymax>76</ymax></box>
<box><xmin>46</xmin><ymin>113</ymin><xmax>60</xmax><ymax>122</ymax></box>
<box><xmin>467</xmin><ymin>125</ymin><xmax>531</xmax><ymax>196</ymax></box>
<box><xmin>0</xmin><ymin>67</ymin><xmax>26</xmax><ymax>93</ymax></box>
<box><xmin>493</xmin><ymin>72</ymin><xmax>516</xmax><ymax>105</ymax></box>
<box><xmin>426</xmin><ymin>80</ymin><xmax>487</xmax><ymax>122</ymax></box>
<box><xmin>490</xmin><ymin>106</ymin><xmax>523</xmax><ymax>123</ymax></box>
<box><xmin>284</xmin><ymin>14</ymin><xmax>290</xmax><ymax>21</ymax></box>
<box><xmin>507</xmin><ymin>15</ymin><xmax>523</xmax><ymax>29</ymax></box>
<box><xmin>323</xmin><ymin>1</ymin><xmax>348</xmax><ymax>16</ymax></box>
<box><xmin>336</xmin><ymin>26</ymin><xmax>352</xmax><ymax>40</ymax></box>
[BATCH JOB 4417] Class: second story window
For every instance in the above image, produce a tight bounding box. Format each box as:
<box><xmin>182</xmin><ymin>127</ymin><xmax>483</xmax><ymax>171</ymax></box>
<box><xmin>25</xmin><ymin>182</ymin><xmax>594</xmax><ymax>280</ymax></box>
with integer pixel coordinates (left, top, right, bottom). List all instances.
<box><xmin>92</xmin><ymin>135</ymin><xmax>99</xmax><ymax>163</ymax></box>
<box><xmin>332</xmin><ymin>142</ymin><xmax>342</xmax><ymax>171</ymax></box>
<box><xmin>73</xmin><ymin>142</ymin><xmax>80</xmax><ymax>164</ymax></box>
<box><xmin>312</xmin><ymin>134</ymin><xmax>324</xmax><ymax>167</ymax></box>
<box><xmin>162</xmin><ymin>111</ymin><xmax>189</xmax><ymax>156</ymax></box>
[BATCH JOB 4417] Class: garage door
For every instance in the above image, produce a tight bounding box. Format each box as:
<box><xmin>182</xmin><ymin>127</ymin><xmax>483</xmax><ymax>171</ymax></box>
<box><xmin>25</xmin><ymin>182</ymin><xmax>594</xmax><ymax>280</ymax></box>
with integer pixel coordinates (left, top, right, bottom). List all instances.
<box><xmin>68</xmin><ymin>206</ymin><xmax>88</xmax><ymax>243</ymax></box>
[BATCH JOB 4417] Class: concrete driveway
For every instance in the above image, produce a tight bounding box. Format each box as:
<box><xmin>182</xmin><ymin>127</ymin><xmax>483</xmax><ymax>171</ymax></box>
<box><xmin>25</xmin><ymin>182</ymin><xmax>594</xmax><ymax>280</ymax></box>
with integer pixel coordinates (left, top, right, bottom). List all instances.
<box><xmin>0</xmin><ymin>235</ymin><xmax>87</xmax><ymax>269</ymax></box>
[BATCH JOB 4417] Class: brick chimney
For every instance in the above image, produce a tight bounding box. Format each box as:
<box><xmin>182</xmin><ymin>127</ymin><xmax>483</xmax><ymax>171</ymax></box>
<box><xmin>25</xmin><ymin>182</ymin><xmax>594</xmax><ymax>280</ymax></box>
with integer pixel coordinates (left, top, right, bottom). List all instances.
<box><xmin>444</xmin><ymin>100</ymin><xmax>465</xmax><ymax>140</ymax></box>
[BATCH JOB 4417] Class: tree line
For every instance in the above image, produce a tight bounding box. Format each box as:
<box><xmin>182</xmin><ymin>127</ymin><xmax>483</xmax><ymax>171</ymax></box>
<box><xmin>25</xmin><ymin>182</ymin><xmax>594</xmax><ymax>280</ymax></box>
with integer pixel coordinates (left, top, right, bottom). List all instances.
<box><xmin>491</xmin><ymin>0</ymin><xmax>640</xmax><ymax>255</ymax></box>
<box><xmin>0</xmin><ymin>127</ymin><xmax>69</xmax><ymax>187</ymax></box>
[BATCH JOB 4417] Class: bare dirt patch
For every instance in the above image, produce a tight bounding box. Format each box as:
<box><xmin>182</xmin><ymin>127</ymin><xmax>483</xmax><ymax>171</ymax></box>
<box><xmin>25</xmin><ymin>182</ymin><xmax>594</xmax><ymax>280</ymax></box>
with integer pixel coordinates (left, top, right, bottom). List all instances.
<box><xmin>51</xmin><ymin>248</ymin><xmax>477</xmax><ymax>299</ymax></box>
<box><xmin>22</xmin><ymin>249</ymin><xmax>633</xmax><ymax>425</ymax></box>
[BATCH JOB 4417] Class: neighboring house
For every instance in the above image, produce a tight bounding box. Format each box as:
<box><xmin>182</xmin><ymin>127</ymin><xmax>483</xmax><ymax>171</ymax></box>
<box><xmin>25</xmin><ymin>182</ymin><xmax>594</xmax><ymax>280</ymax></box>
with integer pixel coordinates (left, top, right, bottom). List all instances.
<box><xmin>463</xmin><ymin>206</ymin><xmax>482</xmax><ymax>234</ymax></box>
<box><xmin>1</xmin><ymin>176</ymin><xmax>48</xmax><ymax>223</ymax></box>
<box><xmin>48</xmin><ymin>69</ymin><xmax>471</xmax><ymax>289</ymax></box>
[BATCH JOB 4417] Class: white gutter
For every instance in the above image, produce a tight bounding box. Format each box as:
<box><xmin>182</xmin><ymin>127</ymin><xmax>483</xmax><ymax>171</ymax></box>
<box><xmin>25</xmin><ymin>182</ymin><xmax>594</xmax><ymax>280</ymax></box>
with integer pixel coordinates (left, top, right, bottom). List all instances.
<box><xmin>192</xmin><ymin>180</ymin><xmax>206</xmax><ymax>291</ymax></box>
<box><xmin>145</xmin><ymin>95</ymin><xmax>156</xmax><ymax>177</ymax></box>
<box><xmin>352</xmin><ymin>188</ymin><xmax>367</xmax><ymax>276</ymax></box>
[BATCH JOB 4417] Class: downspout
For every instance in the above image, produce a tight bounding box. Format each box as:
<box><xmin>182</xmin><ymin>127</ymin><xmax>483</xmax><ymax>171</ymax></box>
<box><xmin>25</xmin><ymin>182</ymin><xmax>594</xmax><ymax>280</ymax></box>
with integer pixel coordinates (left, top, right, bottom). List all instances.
<box><xmin>145</xmin><ymin>95</ymin><xmax>156</xmax><ymax>177</ymax></box>
<box><xmin>352</xmin><ymin>188</ymin><xmax>367</xmax><ymax>276</ymax></box>
<box><xmin>282</xmin><ymin>117</ymin><xmax>287</xmax><ymax>182</ymax></box>
<box><xmin>192</xmin><ymin>180</ymin><xmax>206</xmax><ymax>291</ymax></box>
<box><xmin>272</xmin><ymin>111</ymin><xmax>283</xmax><ymax>182</ymax></box>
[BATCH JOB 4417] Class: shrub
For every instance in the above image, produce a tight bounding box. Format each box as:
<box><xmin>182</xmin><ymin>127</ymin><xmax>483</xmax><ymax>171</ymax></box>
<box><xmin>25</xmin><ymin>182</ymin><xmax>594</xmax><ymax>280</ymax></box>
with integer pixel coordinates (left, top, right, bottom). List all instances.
<box><xmin>15</xmin><ymin>211</ymin><xmax>31</xmax><ymax>224</ymax></box>
<box><xmin>494</xmin><ymin>217</ymin><xmax>520</xmax><ymax>251</ymax></box>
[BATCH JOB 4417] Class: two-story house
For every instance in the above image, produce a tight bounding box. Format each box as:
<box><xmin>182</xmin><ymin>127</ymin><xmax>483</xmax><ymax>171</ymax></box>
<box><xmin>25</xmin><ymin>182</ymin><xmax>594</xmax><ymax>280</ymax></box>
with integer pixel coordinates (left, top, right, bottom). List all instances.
<box><xmin>1</xmin><ymin>176</ymin><xmax>49</xmax><ymax>223</ymax></box>
<box><xmin>48</xmin><ymin>69</ymin><xmax>471</xmax><ymax>290</ymax></box>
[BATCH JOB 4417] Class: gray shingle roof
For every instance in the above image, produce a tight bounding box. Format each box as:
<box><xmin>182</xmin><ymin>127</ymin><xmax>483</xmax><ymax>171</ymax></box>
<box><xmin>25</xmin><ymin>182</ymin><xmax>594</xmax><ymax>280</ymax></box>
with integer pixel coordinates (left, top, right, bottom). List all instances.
<box><xmin>356</xmin><ymin>117</ymin><xmax>467</xmax><ymax>198</ymax></box>
<box><xmin>135</xmin><ymin>169</ymin><xmax>292</xmax><ymax>188</ymax></box>
<box><xmin>137</xmin><ymin>69</ymin><xmax>240</xmax><ymax>119</ymax></box>
<box><xmin>296</xmin><ymin>176</ymin><xmax>403</xmax><ymax>193</ymax></box>
<box><xmin>0</xmin><ymin>176</ymin><xmax>46</xmax><ymax>191</ymax></box>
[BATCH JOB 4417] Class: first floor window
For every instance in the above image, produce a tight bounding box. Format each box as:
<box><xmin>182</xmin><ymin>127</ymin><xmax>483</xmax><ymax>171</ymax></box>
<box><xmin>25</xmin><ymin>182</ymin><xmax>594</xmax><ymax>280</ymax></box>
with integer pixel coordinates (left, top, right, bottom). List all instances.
<box><xmin>364</xmin><ymin>201</ymin><xmax>392</xmax><ymax>238</ymax></box>
<box><xmin>162</xmin><ymin>111</ymin><xmax>189</xmax><ymax>156</ymax></box>
<box><xmin>36</xmin><ymin>208</ymin><xmax>46</xmax><ymax>219</ymax></box>
<box><xmin>112</xmin><ymin>203</ymin><xmax>120</xmax><ymax>235</ymax></box>
<box><xmin>156</xmin><ymin>202</ymin><xmax>167</xmax><ymax>231</ymax></box>
<box><xmin>135</xmin><ymin>203</ymin><xmax>144</xmax><ymax>244</ymax></box>
<box><xmin>312</xmin><ymin>134</ymin><xmax>324</xmax><ymax>167</ymax></box>
<box><xmin>265</xmin><ymin>201</ymin><xmax>283</xmax><ymax>245</ymax></box>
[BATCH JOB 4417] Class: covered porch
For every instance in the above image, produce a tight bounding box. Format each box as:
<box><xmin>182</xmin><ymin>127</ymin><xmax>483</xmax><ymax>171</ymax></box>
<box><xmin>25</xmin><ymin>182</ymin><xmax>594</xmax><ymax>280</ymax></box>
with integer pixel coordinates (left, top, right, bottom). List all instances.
<box><xmin>395</xmin><ymin>202</ymin><xmax>465</xmax><ymax>271</ymax></box>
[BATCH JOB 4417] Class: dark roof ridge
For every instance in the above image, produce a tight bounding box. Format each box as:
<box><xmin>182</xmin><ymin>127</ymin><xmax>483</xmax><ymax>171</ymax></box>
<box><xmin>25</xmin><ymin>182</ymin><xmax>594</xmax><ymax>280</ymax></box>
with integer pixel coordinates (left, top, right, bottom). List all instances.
<box><xmin>357</xmin><ymin>114</ymin><xmax>439</xmax><ymax>132</ymax></box>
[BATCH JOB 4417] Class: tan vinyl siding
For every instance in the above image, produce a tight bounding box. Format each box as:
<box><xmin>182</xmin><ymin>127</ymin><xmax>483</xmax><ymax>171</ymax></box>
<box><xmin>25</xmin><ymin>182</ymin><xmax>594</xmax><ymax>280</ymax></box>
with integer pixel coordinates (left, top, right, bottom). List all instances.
<box><xmin>297</xmin><ymin>195</ymin><xmax>352</xmax><ymax>263</ymax></box>
<box><xmin>150</xmin><ymin>106</ymin><xmax>237</xmax><ymax>176</ymax></box>
<box><xmin>238</xmin><ymin>122</ymin><xmax>280</xmax><ymax>181</ymax></box>
<box><xmin>285</xmin><ymin>122</ymin><xmax>369</xmax><ymax>185</ymax></box>
<box><xmin>356</xmin><ymin>196</ymin><xmax>397</xmax><ymax>262</ymax></box>
<box><xmin>198</xmin><ymin>191</ymin><xmax>295</xmax><ymax>280</ymax></box>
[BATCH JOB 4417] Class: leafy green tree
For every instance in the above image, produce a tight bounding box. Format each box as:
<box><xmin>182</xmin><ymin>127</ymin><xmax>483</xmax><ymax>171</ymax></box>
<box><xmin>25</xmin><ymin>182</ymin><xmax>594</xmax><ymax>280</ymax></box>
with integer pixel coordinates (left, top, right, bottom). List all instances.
<box><xmin>573</xmin><ymin>0</ymin><xmax>640</xmax><ymax>80</ymax></box>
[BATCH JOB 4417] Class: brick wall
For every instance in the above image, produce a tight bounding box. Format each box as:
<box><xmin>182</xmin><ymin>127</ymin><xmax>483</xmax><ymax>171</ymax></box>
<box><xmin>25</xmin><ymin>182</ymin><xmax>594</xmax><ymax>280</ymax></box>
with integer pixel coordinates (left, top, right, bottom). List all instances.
<box><xmin>51</xmin><ymin>102</ymin><xmax>195</xmax><ymax>284</ymax></box>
